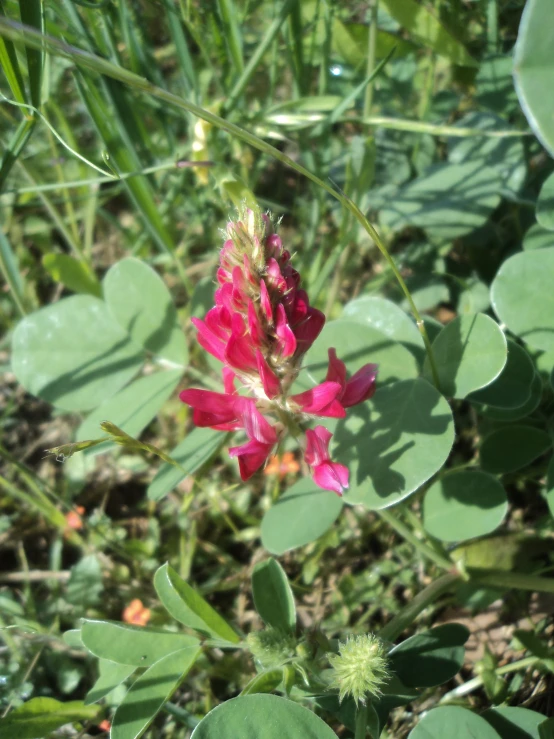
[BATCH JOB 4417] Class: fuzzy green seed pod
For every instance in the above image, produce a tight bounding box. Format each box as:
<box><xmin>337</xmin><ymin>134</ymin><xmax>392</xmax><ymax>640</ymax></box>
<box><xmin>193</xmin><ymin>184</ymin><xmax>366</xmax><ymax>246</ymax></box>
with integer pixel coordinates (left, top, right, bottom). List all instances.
<box><xmin>328</xmin><ymin>634</ymin><xmax>390</xmax><ymax>706</ymax></box>
<box><xmin>247</xmin><ymin>627</ymin><xmax>296</xmax><ymax>668</ymax></box>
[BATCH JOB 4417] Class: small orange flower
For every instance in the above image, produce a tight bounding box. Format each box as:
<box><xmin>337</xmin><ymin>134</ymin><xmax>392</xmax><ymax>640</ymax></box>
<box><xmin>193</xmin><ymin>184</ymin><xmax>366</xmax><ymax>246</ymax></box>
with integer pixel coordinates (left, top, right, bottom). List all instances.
<box><xmin>65</xmin><ymin>506</ymin><xmax>85</xmax><ymax>531</ymax></box>
<box><xmin>122</xmin><ymin>598</ymin><xmax>151</xmax><ymax>626</ymax></box>
<box><xmin>98</xmin><ymin>719</ymin><xmax>111</xmax><ymax>732</ymax></box>
<box><xmin>264</xmin><ymin>452</ymin><xmax>300</xmax><ymax>479</ymax></box>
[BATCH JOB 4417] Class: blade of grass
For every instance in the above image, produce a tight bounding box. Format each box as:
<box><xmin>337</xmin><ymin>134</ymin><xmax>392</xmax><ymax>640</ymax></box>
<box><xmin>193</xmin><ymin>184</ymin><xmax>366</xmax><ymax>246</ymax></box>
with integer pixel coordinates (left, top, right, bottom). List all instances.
<box><xmin>287</xmin><ymin>0</ymin><xmax>306</xmax><ymax>95</ymax></box>
<box><xmin>0</xmin><ymin>227</ymin><xmax>27</xmax><ymax>316</ymax></box>
<box><xmin>162</xmin><ymin>0</ymin><xmax>197</xmax><ymax>98</ymax></box>
<box><xmin>0</xmin><ymin>17</ymin><xmax>441</xmax><ymax>385</ymax></box>
<box><xmin>217</xmin><ymin>0</ymin><xmax>244</xmax><ymax>76</ymax></box>
<box><xmin>0</xmin><ymin>0</ymin><xmax>27</xmax><ymax>104</ymax></box>
<box><xmin>19</xmin><ymin>0</ymin><xmax>44</xmax><ymax>109</ymax></box>
<box><xmin>223</xmin><ymin>0</ymin><xmax>298</xmax><ymax>115</ymax></box>
<box><xmin>0</xmin><ymin>116</ymin><xmax>35</xmax><ymax>192</ymax></box>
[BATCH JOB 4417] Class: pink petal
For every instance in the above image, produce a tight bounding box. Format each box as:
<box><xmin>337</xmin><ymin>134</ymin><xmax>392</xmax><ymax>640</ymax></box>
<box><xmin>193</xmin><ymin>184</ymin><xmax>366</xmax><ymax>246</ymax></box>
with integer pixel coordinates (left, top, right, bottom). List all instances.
<box><xmin>259</xmin><ymin>279</ymin><xmax>273</xmax><ymax>324</ymax></box>
<box><xmin>312</xmin><ymin>461</ymin><xmax>349</xmax><ymax>495</ymax></box>
<box><xmin>290</xmin><ymin>289</ymin><xmax>309</xmax><ymax>326</ymax></box>
<box><xmin>256</xmin><ymin>350</ymin><xmax>281</xmax><ymax>399</ymax></box>
<box><xmin>341</xmin><ymin>364</ymin><xmax>379</xmax><ymax>408</ymax></box>
<box><xmin>180</xmin><ymin>388</ymin><xmax>236</xmax><ymax>415</ymax></box>
<box><xmin>266</xmin><ymin>258</ymin><xmax>287</xmax><ymax>293</ymax></box>
<box><xmin>228</xmin><ymin>439</ymin><xmax>274</xmax><ymax>480</ymax></box>
<box><xmin>224</xmin><ymin>314</ymin><xmax>257</xmax><ymax>371</ymax></box>
<box><xmin>293</xmin><ymin>307</ymin><xmax>325</xmax><ymax>354</ymax></box>
<box><xmin>248</xmin><ymin>301</ymin><xmax>266</xmax><ymax>348</ymax></box>
<box><xmin>243</xmin><ymin>254</ymin><xmax>256</xmax><ymax>285</ymax></box>
<box><xmin>289</xmin><ymin>381</ymin><xmax>345</xmax><ymax>418</ymax></box>
<box><xmin>235</xmin><ymin>397</ymin><xmax>278</xmax><ymax>444</ymax></box>
<box><xmin>266</xmin><ymin>233</ymin><xmax>282</xmax><ymax>257</ymax></box>
<box><xmin>275</xmin><ymin>304</ymin><xmax>297</xmax><ymax>357</ymax></box>
<box><xmin>222</xmin><ymin>367</ymin><xmax>237</xmax><ymax>395</ymax></box>
<box><xmin>304</xmin><ymin>425</ymin><xmax>333</xmax><ymax>467</ymax></box>
<box><xmin>191</xmin><ymin>317</ymin><xmax>226</xmax><ymax>362</ymax></box>
<box><xmin>341</xmin><ymin>363</ymin><xmax>379</xmax><ymax>407</ymax></box>
<box><xmin>325</xmin><ymin>348</ymin><xmax>347</xmax><ymax>390</ymax></box>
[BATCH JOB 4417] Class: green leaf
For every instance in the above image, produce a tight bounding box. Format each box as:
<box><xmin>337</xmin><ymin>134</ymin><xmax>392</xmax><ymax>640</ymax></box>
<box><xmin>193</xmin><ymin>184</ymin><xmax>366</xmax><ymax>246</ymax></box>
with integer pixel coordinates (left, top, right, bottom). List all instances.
<box><xmin>329</xmin><ymin>19</ymin><xmax>416</xmax><ymax>68</ymax></box>
<box><xmin>66</xmin><ymin>554</ymin><xmax>103</xmax><ymax>607</ymax></box>
<box><xmin>540</xmin><ymin>718</ymin><xmax>554</xmax><ymax>739</ymax></box>
<box><xmin>103</xmin><ymin>258</ymin><xmax>187</xmax><ymax>365</ymax></box>
<box><xmin>111</xmin><ymin>646</ymin><xmax>200</xmax><ymax>739</ymax></box>
<box><xmin>81</xmin><ymin>620</ymin><xmax>199</xmax><ymax>666</ymax></box>
<box><xmin>480</xmin><ymin>426</ymin><xmax>552</xmax><ymax>475</ymax></box>
<box><xmin>469</xmin><ymin>340</ymin><xmax>535</xmax><ymax>410</ymax></box>
<box><xmin>85</xmin><ymin>659</ymin><xmax>136</xmax><ymax>705</ymax></box>
<box><xmin>482</xmin><ymin>706</ymin><xmax>546</xmax><ymax>739</ymax></box>
<box><xmin>523</xmin><ymin>224</ymin><xmax>554</xmax><ymax>251</ymax></box>
<box><xmin>42</xmin><ymin>254</ymin><xmax>101</xmax><ymax>297</ymax></box>
<box><xmin>342</xmin><ymin>296</ymin><xmax>424</xmax><ymax>364</ymax></box>
<box><xmin>478</xmin><ymin>371</ymin><xmax>543</xmax><ymax>422</ymax></box>
<box><xmin>492</xmin><ymin>248</ymin><xmax>554</xmax><ymax>354</ymax></box>
<box><xmin>153</xmin><ymin>563</ymin><xmax>240</xmax><ymax>643</ymax></box>
<box><xmin>380</xmin><ymin>0</ymin><xmax>477</xmax><ymax>67</ymax></box>
<box><xmin>424</xmin><ymin>314</ymin><xmax>507</xmax><ymax>399</ymax></box>
<box><xmin>240</xmin><ymin>669</ymin><xmax>284</xmax><ymax>696</ymax></box>
<box><xmin>423</xmin><ymin>471</ymin><xmax>508</xmax><ymax>543</ymax></box>
<box><xmin>251</xmin><ymin>559</ymin><xmax>296</xmax><ymax>633</ymax></box>
<box><xmin>335</xmin><ymin>378</ymin><xmax>455</xmax><ymax>510</ymax></box>
<box><xmin>514</xmin><ymin>0</ymin><xmax>554</xmax><ymax>158</ymax></box>
<box><xmin>477</xmin><ymin>55</ymin><xmax>519</xmax><ymax>115</ymax></box>
<box><xmin>261</xmin><ymin>479</ymin><xmax>343</xmax><ymax>555</ymax></box>
<box><xmin>537</xmin><ymin>172</ymin><xmax>554</xmax><ymax>232</ymax></box>
<box><xmin>389</xmin><ymin>623</ymin><xmax>469</xmax><ymax>688</ymax></box>
<box><xmin>297</xmin><ymin>319</ymin><xmax>419</xmax><ymax>391</ymax></box>
<box><xmin>380</xmin><ymin>162</ymin><xmax>502</xmax><ymax>241</ymax></box>
<box><xmin>76</xmin><ymin>369</ymin><xmax>182</xmax><ymax>447</ymax></box>
<box><xmin>147</xmin><ymin>427</ymin><xmax>226</xmax><ymax>501</ymax></box>
<box><xmin>11</xmin><ymin>295</ymin><xmax>144</xmax><ymax>412</ymax></box>
<box><xmin>409</xmin><ymin>706</ymin><xmax>501</xmax><ymax>739</ymax></box>
<box><xmin>191</xmin><ymin>694</ymin><xmax>339</xmax><ymax>739</ymax></box>
<box><xmin>0</xmin><ymin>698</ymin><xmax>101</xmax><ymax>739</ymax></box>
<box><xmin>447</xmin><ymin>112</ymin><xmax>526</xmax><ymax>193</ymax></box>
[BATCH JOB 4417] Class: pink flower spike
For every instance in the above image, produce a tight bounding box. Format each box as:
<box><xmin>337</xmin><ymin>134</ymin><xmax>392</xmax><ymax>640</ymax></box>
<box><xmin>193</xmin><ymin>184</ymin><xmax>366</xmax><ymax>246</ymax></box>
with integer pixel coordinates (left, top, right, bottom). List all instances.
<box><xmin>266</xmin><ymin>258</ymin><xmax>287</xmax><ymax>294</ymax></box>
<box><xmin>289</xmin><ymin>381</ymin><xmax>345</xmax><ymax>418</ymax></box>
<box><xmin>229</xmin><ymin>438</ymin><xmax>274</xmax><ymax>480</ymax></box>
<box><xmin>342</xmin><ymin>363</ymin><xmax>379</xmax><ymax>407</ymax></box>
<box><xmin>275</xmin><ymin>304</ymin><xmax>297</xmax><ymax>358</ymax></box>
<box><xmin>256</xmin><ymin>350</ymin><xmax>281</xmax><ymax>399</ymax></box>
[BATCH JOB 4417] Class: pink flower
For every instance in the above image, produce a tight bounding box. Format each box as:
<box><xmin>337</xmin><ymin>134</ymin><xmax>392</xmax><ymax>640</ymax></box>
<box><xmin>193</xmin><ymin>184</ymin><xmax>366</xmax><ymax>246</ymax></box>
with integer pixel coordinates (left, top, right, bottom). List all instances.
<box><xmin>179</xmin><ymin>207</ymin><xmax>378</xmax><ymax>494</ymax></box>
<box><xmin>305</xmin><ymin>426</ymin><xmax>349</xmax><ymax>495</ymax></box>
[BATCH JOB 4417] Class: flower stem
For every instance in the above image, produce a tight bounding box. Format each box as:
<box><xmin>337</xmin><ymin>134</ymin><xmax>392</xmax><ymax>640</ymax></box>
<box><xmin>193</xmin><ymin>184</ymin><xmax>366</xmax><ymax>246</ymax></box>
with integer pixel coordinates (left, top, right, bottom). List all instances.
<box><xmin>363</xmin><ymin>0</ymin><xmax>379</xmax><ymax>118</ymax></box>
<box><xmin>440</xmin><ymin>656</ymin><xmax>538</xmax><ymax>702</ymax></box>
<box><xmin>378</xmin><ymin>572</ymin><xmax>460</xmax><ymax>643</ymax></box>
<box><xmin>377</xmin><ymin>508</ymin><xmax>453</xmax><ymax>571</ymax></box>
<box><xmin>355</xmin><ymin>703</ymin><xmax>368</xmax><ymax>739</ymax></box>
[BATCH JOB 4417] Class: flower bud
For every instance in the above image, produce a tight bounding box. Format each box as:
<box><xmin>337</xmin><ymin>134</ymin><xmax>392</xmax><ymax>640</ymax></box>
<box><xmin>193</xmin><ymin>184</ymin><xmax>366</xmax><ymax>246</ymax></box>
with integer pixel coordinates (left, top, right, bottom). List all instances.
<box><xmin>327</xmin><ymin>634</ymin><xmax>390</xmax><ymax>706</ymax></box>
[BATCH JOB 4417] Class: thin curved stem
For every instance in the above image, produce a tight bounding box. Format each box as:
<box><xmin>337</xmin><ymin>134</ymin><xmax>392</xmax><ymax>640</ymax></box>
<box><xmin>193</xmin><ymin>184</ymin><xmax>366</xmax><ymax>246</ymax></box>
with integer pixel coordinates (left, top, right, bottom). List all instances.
<box><xmin>0</xmin><ymin>18</ymin><xmax>441</xmax><ymax>388</ymax></box>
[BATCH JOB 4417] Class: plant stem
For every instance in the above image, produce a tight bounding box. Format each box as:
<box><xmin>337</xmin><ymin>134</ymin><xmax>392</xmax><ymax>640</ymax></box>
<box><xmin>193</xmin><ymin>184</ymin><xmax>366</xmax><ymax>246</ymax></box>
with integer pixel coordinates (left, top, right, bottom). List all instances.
<box><xmin>363</xmin><ymin>0</ymin><xmax>378</xmax><ymax>118</ymax></box>
<box><xmin>378</xmin><ymin>508</ymin><xmax>453</xmax><ymax>571</ymax></box>
<box><xmin>379</xmin><ymin>572</ymin><xmax>460</xmax><ymax>643</ymax></box>
<box><xmin>468</xmin><ymin>568</ymin><xmax>554</xmax><ymax>595</ymax></box>
<box><xmin>355</xmin><ymin>703</ymin><xmax>368</xmax><ymax>739</ymax></box>
<box><xmin>0</xmin><ymin>18</ymin><xmax>441</xmax><ymax>388</ymax></box>
<box><xmin>440</xmin><ymin>656</ymin><xmax>538</xmax><ymax>702</ymax></box>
